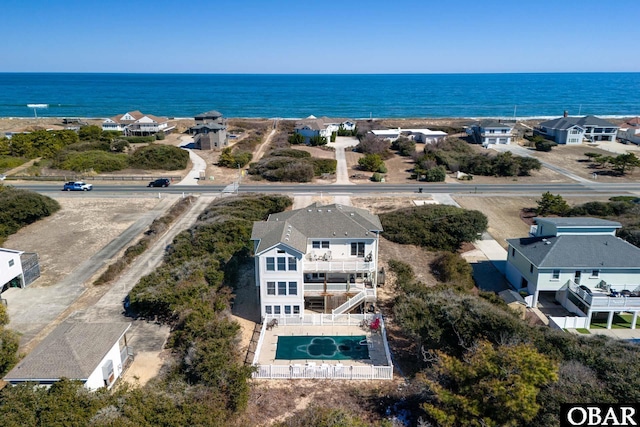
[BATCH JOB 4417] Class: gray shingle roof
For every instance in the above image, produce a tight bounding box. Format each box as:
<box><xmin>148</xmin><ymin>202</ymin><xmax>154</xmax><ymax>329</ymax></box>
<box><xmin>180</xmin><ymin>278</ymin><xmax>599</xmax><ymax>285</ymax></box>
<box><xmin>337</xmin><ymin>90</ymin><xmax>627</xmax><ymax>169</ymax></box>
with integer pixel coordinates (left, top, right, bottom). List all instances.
<box><xmin>195</xmin><ymin>110</ymin><xmax>223</xmax><ymax>119</ymax></box>
<box><xmin>4</xmin><ymin>322</ymin><xmax>130</xmax><ymax>382</ymax></box>
<box><xmin>538</xmin><ymin>115</ymin><xmax>618</xmax><ymax>131</ymax></box>
<box><xmin>251</xmin><ymin>203</ymin><xmax>383</xmax><ymax>255</ymax></box>
<box><xmin>535</xmin><ymin>217</ymin><xmax>622</xmax><ymax>228</ymax></box>
<box><xmin>506</xmin><ymin>235</ymin><xmax>640</xmax><ymax>269</ymax></box>
<box><xmin>190</xmin><ymin>123</ymin><xmax>226</xmax><ymax>131</ymax></box>
<box><xmin>477</xmin><ymin>119</ymin><xmax>514</xmax><ymax>128</ymax></box>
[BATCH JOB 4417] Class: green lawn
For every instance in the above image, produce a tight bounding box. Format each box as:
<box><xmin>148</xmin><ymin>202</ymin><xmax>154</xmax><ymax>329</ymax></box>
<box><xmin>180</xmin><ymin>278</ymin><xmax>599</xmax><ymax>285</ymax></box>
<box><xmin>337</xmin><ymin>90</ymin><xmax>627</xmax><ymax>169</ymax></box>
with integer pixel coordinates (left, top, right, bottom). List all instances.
<box><xmin>590</xmin><ymin>313</ymin><xmax>640</xmax><ymax>329</ymax></box>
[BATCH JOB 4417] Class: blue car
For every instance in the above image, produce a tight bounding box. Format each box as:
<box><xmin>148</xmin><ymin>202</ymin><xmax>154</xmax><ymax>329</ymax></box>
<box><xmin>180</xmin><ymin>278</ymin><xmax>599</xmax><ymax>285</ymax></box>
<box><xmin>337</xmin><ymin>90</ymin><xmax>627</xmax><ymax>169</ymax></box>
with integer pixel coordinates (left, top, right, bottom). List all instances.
<box><xmin>63</xmin><ymin>181</ymin><xmax>93</xmax><ymax>191</ymax></box>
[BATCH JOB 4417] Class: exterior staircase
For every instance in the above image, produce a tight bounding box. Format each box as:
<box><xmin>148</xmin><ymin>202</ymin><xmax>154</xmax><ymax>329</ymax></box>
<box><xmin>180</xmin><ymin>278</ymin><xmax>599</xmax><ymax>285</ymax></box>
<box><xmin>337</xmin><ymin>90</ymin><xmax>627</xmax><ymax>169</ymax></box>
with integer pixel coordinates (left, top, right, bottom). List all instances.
<box><xmin>331</xmin><ymin>288</ymin><xmax>376</xmax><ymax>315</ymax></box>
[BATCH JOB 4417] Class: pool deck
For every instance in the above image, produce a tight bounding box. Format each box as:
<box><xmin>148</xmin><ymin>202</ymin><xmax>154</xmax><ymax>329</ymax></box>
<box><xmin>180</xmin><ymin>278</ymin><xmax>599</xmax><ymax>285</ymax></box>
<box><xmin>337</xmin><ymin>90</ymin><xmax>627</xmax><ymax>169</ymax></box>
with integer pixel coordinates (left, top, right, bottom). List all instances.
<box><xmin>257</xmin><ymin>324</ymin><xmax>389</xmax><ymax>367</ymax></box>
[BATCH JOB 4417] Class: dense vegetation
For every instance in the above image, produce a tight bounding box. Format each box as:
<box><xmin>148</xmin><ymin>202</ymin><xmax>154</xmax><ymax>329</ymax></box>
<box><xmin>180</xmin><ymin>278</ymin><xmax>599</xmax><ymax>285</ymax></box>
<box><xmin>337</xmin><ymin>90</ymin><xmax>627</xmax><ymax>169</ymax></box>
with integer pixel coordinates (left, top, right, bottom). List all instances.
<box><xmin>218</xmin><ymin>147</ymin><xmax>253</xmax><ymax>168</ymax></box>
<box><xmin>0</xmin><ymin>129</ymin><xmax>79</xmax><ymax>158</ymax></box>
<box><xmin>248</xmin><ymin>148</ymin><xmax>336</xmax><ymax>182</ymax></box>
<box><xmin>0</xmin><ymin>186</ymin><xmax>60</xmax><ymax>244</ymax></box>
<box><xmin>536</xmin><ymin>192</ymin><xmax>640</xmax><ymax>248</ymax></box>
<box><xmin>0</xmin><ymin>156</ymin><xmax>28</xmax><ymax>173</ymax></box>
<box><xmin>414</xmin><ymin>138</ymin><xmax>541</xmax><ymax>178</ymax></box>
<box><xmin>0</xmin><ymin>195</ymin><xmax>292</xmax><ymax>426</ymax></box>
<box><xmin>389</xmin><ymin>260</ymin><xmax>640</xmax><ymax>426</ymax></box>
<box><xmin>583</xmin><ymin>151</ymin><xmax>640</xmax><ymax>176</ymax></box>
<box><xmin>128</xmin><ymin>144</ymin><xmax>188</xmax><ymax>170</ymax></box>
<box><xmin>358</xmin><ymin>153</ymin><xmax>387</xmax><ymax>173</ymax></box>
<box><xmin>0</xmin><ymin>304</ymin><xmax>19</xmax><ymax>377</ymax></box>
<box><xmin>380</xmin><ymin>205</ymin><xmax>488</xmax><ymax>252</ymax></box>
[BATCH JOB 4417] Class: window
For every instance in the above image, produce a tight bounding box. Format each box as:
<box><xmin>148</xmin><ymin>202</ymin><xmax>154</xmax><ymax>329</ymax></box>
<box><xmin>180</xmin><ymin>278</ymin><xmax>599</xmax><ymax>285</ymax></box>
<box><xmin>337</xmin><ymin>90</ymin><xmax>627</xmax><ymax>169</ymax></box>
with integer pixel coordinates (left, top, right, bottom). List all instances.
<box><xmin>293</xmin><ymin>305</ymin><xmax>300</xmax><ymax>314</ymax></box>
<box><xmin>265</xmin><ymin>306</ymin><xmax>272</xmax><ymax>314</ymax></box>
<box><xmin>284</xmin><ymin>305</ymin><xmax>291</xmax><ymax>315</ymax></box>
<box><xmin>266</xmin><ymin>257</ymin><xmax>275</xmax><ymax>271</ymax></box>
<box><xmin>530</xmin><ymin>264</ymin><xmax>534</xmax><ymax>273</ymax></box>
<box><xmin>288</xmin><ymin>257</ymin><xmax>297</xmax><ymax>271</ymax></box>
<box><xmin>351</xmin><ymin>242</ymin><xmax>365</xmax><ymax>257</ymax></box>
<box><xmin>277</xmin><ymin>257</ymin><xmax>286</xmax><ymax>271</ymax></box>
<box><xmin>277</xmin><ymin>249</ymin><xmax>285</xmax><ymax>254</ymax></box>
<box><xmin>321</xmin><ymin>241</ymin><xmax>329</xmax><ymax>249</ymax></box>
<box><xmin>289</xmin><ymin>282</ymin><xmax>297</xmax><ymax>295</ymax></box>
<box><xmin>552</xmin><ymin>270</ymin><xmax>560</xmax><ymax>280</ymax></box>
<box><xmin>267</xmin><ymin>282</ymin><xmax>275</xmax><ymax>295</ymax></box>
<box><xmin>511</xmin><ymin>248</ymin><xmax>515</xmax><ymax>257</ymax></box>
<box><xmin>312</xmin><ymin>241</ymin><xmax>321</xmax><ymax>249</ymax></box>
<box><xmin>278</xmin><ymin>281</ymin><xmax>287</xmax><ymax>295</ymax></box>
<box><xmin>591</xmin><ymin>269</ymin><xmax>600</xmax><ymax>278</ymax></box>
<box><xmin>274</xmin><ymin>306</ymin><xmax>281</xmax><ymax>315</ymax></box>
<box><xmin>8</xmin><ymin>259</ymin><xmax>14</xmax><ymax>267</ymax></box>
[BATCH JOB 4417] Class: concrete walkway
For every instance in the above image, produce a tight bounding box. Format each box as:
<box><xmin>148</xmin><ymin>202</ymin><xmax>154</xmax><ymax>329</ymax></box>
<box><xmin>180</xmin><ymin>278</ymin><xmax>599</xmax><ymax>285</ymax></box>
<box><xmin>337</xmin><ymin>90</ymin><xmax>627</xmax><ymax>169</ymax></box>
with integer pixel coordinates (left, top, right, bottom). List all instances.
<box><xmin>5</xmin><ymin>196</ymin><xmax>177</xmax><ymax>348</ymax></box>
<box><xmin>176</xmin><ymin>136</ymin><xmax>207</xmax><ymax>186</ymax></box>
<box><xmin>327</xmin><ymin>136</ymin><xmax>357</xmax><ymax>185</ymax></box>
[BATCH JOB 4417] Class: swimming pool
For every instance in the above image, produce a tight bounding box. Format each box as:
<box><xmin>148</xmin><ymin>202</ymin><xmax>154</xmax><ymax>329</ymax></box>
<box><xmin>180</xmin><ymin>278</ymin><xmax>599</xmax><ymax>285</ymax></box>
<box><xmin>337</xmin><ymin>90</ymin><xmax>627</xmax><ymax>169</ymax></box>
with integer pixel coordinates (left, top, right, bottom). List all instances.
<box><xmin>275</xmin><ymin>335</ymin><xmax>370</xmax><ymax>360</ymax></box>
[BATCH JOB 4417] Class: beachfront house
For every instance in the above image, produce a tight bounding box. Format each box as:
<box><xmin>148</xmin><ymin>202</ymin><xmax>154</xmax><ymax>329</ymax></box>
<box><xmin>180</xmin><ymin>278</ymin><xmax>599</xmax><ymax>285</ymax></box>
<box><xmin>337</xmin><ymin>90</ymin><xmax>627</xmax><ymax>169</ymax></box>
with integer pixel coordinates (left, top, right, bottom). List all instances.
<box><xmin>535</xmin><ymin>113</ymin><xmax>619</xmax><ymax>144</ymax></box>
<box><xmin>0</xmin><ymin>248</ymin><xmax>40</xmax><ymax>294</ymax></box>
<box><xmin>251</xmin><ymin>203</ymin><xmax>383</xmax><ymax>319</ymax></box>
<box><xmin>617</xmin><ymin>117</ymin><xmax>640</xmax><ymax>145</ymax></box>
<box><xmin>369</xmin><ymin>128</ymin><xmax>448</xmax><ymax>143</ymax></box>
<box><xmin>294</xmin><ymin>116</ymin><xmax>340</xmax><ymax>144</ymax></box>
<box><xmin>189</xmin><ymin>110</ymin><xmax>228</xmax><ymax>150</ymax></box>
<box><xmin>4</xmin><ymin>322</ymin><xmax>134</xmax><ymax>390</ymax></box>
<box><xmin>102</xmin><ymin>111</ymin><xmax>173</xmax><ymax>136</ymax></box>
<box><xmin>505</xmin><ymin>217</ymin><xmax>640</xmax><ymax>329</ymax></box>
<box><xmin>470</xmin><ymin>120</ymin><xmax>515</xmax><ymax>147</ymax></box>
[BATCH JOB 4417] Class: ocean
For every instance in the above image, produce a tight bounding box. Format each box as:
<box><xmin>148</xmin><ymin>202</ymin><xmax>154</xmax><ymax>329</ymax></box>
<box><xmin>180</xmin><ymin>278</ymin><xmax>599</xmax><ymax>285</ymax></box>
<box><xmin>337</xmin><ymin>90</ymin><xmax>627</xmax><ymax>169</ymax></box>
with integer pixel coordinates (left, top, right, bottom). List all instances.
<box><xmin>0</xmin><ymin>72</ymin><xmax>639</xmax><ymax>119</ymax></box>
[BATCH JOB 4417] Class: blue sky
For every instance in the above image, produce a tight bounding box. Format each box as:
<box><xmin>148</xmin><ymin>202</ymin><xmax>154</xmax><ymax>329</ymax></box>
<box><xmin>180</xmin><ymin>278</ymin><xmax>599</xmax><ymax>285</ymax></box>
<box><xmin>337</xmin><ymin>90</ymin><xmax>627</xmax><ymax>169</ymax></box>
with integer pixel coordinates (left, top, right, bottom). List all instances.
<box><xmin>3</xmin><ymin>0</ymin><xmax>639</xmax><ymax>73</ymax></box>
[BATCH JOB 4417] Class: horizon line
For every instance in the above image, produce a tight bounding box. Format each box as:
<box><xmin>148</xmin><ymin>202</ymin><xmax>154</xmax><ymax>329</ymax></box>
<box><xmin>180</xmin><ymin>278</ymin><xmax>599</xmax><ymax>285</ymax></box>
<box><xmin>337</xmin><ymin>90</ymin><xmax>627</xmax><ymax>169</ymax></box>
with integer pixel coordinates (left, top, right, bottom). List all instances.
<box><xmin>1</xmin><ymin>71</ymin><xmax>640</xmax><ymax>76</ymax></box>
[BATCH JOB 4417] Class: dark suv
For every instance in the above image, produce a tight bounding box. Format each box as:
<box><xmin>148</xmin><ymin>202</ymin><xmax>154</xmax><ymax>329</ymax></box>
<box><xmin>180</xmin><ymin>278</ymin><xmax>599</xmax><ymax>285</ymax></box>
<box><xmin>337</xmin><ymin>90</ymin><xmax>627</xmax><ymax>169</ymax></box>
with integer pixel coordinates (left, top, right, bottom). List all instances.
<box><xmin>148</xmin><ymin>178</ymin><xmax>170</xmax><ymax>188</ymax></box>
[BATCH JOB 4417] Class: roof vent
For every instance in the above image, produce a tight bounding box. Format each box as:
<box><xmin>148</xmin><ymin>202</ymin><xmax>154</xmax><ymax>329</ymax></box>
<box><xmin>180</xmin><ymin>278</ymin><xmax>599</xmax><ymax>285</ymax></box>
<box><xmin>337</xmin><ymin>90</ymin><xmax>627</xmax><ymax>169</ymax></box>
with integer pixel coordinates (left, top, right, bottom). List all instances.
<box><xmin>327</xmin><ymin>209</ymin><xmax>331</xmax><ymax>212</ymax></box>
<box><xmin>285</xmin><ymin>238</ymin><xmax>289</xmax><ymax>242</ymax></box>
<box><xmin>345</xmin><ymin>232</ymin><xmax>348</xmax><ymax>236</ymax></box>
<box><xmin>350</xmin><ymin>213</ymin><xmax>354</xmax><ymax>216</ymax></box>
<box><xmin>333</xmin><ymin>232</ymin><xmax>336</xmax><ymax>236</ymax></box>
<box><xmin>545</xmin><ymin>241</ymin><xmax>551</xmax><ymax>245</ymax></box>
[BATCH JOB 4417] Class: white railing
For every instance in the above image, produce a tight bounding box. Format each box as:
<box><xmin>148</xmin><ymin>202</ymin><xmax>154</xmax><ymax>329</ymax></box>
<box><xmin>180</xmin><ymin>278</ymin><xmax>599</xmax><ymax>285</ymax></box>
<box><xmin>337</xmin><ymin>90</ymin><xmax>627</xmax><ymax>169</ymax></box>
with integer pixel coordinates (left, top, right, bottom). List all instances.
<box><xmin>304</xmin><ymin>283</ymin><xmax>364</xmax><ymax>293</ymax></box>
<box><xmin>253</xmin><ymin>364</ymin><xmax>393</xmax><ymax>380</ymax></box>
<box><xmin>251</xmin><ymin>320</ymin><xmax>269</xmax><ymax>365</ymax></box>
<box><xmin>332</xmin><ymin>291</ymin><xmax>365</xmax><ymax>314</ymax></box>
<box><xmin>568</xmin><ymin>280</ymin><xmax>640</xmax><ymax>308</ymax></box>
<box><xmin>263</xmin><ymin>312</ymin><xmax>374</xmax><ymax>326</ymax></box>
<box><xmin>304</xmin><ymin>260</ymin><xmax>373</xmax><ymax>272</ymax></box>
<box><xmin>549</xmin><ymin>316</ymin><xmax>588</xmax><ymax>330</ymax></box>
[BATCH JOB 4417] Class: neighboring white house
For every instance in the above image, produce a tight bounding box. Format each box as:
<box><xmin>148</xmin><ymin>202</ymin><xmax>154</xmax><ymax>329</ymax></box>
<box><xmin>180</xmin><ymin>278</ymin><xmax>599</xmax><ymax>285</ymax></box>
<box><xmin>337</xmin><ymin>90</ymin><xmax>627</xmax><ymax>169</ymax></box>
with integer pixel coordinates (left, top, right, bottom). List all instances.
<box><xmin>617</xmin><ymin>117</ymin><xmax>640</xmax><ymax>145</ymax></box>
<box><xmin>294</xmin><ymin>117</ymin><xmax>340</xmax><ymax>143</ymax></box>
<box><xmin>251</xmin><ymin>203</ymin><xmax>383</xmax><ymax>319</ymax></box>
<box><xmin>4</xmin><ymin>322</ymin><xmax>133</xmax><ymax>390</ymax></box>
<box><xmin>369</xmin><ymin>128</ymin><xmax>448</xmax><ymax>143</ymax></box>
<box><xmin>0</xmin><ymin>248</ymin><xmax>40</xmax><ymax>294</ymax></box>
<box><xmin>536</xmin><ymin>113</ymin><xmax>619</xmax><ymax>144</ymax></box>
<box><xmin>470</xmin><ymin>120</ymin><xmax>515</xmax><ymax>147</ymax></box>
<box><xmin>0</xmin><ymin>248</ymin><xmax>24</xmax><ymax>292</ymax></box>
<box><xmin>505</xmin><ymin>217</ymin><xmax>640</xmax><ymax>329</ymax></box>
<box><xmin>102</xmin><ymin>110</ymin><xmax>174</xmax><ymax>136</ymax></box>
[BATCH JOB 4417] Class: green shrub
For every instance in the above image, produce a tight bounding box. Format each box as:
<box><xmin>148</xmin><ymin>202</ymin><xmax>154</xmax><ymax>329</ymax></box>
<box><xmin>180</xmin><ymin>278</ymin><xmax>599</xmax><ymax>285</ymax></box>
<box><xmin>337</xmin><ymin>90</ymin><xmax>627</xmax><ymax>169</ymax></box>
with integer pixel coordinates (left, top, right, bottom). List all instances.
<box><xmin>288</xmin><ymin>133</ymin><xmax>305</xmax><ymax>145</ymax></box>
<box><xmin>371</xmin><ymin>172</ymin><xmax>384</xmax><ymax>182</ymax></box>
<box><xmin>330</xmin><ymin>132</ymin><xmax>337</xmax><ymax>142</ymax></box>
<box><xmin>53</xmin><ymin>150</ymin><xmax>129</xmax><ymax>173</ymax></box>
<box><xmin>392</xmin><ymin>137</ymin><xmax>416</xmax><ymax>156</ymax></box>
<box><xmin>129</xmin><ymin>144</ymin><xmax>189</xmax><ymax>170</ymax></box>
<box><xmin>2</xmin><ymin>130</ymin><xmax>79</xmax><ymax>159</ymax></box>
<box><xmin>380</xmin><ymin>204</ymin><xmax>488</xmax><ymax>251</ymax></box>
<box><xmin>0</xmin><ymin>186</ymin><xmax>60</xmax><ymax>244</ymax></box>
<box><xmin>123</xmin><ymin>135</ymin><xmax>156</xmax><ymax>143</ymax></box>
<box><xmin>218</xmin><ymin>147</ymin><xmax>253</xmax><ymax>168</ymax></box>
<box><xmin>535</xmin><ymin>140</ymin><xmax>557</xmax><ymax>152</ymax></box>
<box><xmin>424</xmin><ymin>166</ymin><xmax>446</xmax><ymax>182</ymax></box>
<box><xmin>309</xmin><ymin>135</ymin><xmax>328</xmax><ymax>146</ymax></box>
<box><xmin>309</xmin><ymin>158</ymin><xmax>336</xmax><ymax>175</ymax></box>
<box><xmin>270</xmin><ymin>148</ymin><xmax>311</xmax><ymax>158</ymax></box>
<box><xmin>430</xmin><ymin>252</ymin><xmax>475</xmax><ymax>291</ymax></box>
<box><xmin>358</xmin><ymin>153</ymin><xmax>385</xmax><ymax>172</ymax></box>
<box><xmin>155</xmin><ymin>132</ymin><xmax>165</xmax><ymax>140</ymax></box>
<box><xmin>0</xmin><ymin>156</ymin><xmax>27</xmax><ymax>172</ymax></box>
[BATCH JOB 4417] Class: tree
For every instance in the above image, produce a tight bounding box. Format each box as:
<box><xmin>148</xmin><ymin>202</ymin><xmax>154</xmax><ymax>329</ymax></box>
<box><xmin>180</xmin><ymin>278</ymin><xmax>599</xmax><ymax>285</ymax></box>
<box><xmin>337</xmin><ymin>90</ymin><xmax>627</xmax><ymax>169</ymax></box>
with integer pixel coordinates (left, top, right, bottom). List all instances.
<box><xmin>611</xmin><ymin>153</ymin><xmax>640</xmax><ymax>175</ymax></box>
<box><xmin>421</xmin><ymin>341</ymin><xmax>558</xmax><ymax>427</ymax></box>
<box><xmin>535</xmin><ymin>140</ymin><xmax>556</xmax><ymax>152</ymax></box>
<box><xmin>536</xmin><ymin>191</ymin><xmax>570</xmax><ymax>216</ymax></box>
<box><xmin>358</xmin><ymin>153</ymin><xmax>385</xmax><ymax>172</ymax></box>
<box><xmin>423</xmin><ymin>166</ymin><xmax>446</xmax><ymax>182</ymax></box>
<box><xmin>309</xmin><ymin>135</ymin><xmax>327</xmax><ymax>146</ymax></box>
<box><xmin>516</xmin><ymin>156</ymin><xmax>542</xmax><ymax>176</ymax></box>
<box><xmin>355</xmin><ymin>134</ymin><xmax>392</xmax><ymax>158</ymax></box>
<box><xmin>392</xmin><ymin>137</ymin><xmax>416</xmax><ymax>156</ymax></box>
<box><xmin>288</xmin><ymin>133</ymin><xmax>305</xmax><ymax>145</ymax></box>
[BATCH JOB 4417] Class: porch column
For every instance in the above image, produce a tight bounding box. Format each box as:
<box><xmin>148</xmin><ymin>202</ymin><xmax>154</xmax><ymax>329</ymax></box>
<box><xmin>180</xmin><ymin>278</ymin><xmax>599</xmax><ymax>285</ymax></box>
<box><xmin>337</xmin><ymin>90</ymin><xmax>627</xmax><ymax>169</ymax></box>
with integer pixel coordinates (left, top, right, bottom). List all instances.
<box><xmin>632</xmin><ymin>311</ymin><xmax>639</xmax><ymax>330</ymax></box>
<box><xmin>532</xmin><ymin>289</ymin><xmax>540</xmax><ymax>307</ymax></box>
<box><xmin>606</xmin><ymin>311</ymin><xmax>615</xmax><ymax>329</ymax></box>
<box><xmin>584</xmin><ymin>310</ymin><xmax>592</xmax><ymax>329</ymax></box>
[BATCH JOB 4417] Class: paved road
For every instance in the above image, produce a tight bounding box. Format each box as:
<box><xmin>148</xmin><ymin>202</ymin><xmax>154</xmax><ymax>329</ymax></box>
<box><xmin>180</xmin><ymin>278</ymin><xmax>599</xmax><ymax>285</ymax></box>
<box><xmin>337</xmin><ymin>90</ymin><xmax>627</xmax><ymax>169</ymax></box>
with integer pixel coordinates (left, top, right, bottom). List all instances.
<box><xmin>10</xmin><ymin>181</ymin><xmax>640</xmax><ymax>195</ymax></box>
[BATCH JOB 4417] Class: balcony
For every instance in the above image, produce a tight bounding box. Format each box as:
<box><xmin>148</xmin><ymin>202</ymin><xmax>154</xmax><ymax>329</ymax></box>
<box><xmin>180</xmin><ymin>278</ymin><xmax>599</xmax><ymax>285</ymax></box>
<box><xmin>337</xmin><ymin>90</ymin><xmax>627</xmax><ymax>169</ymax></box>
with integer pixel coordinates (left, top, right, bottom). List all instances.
<box><xmin>304</xmin><ymin>259</ymin><xmax>373</xmax><ymax>272</ymax></box>
<box><xmin>303</xmin><ymin>281</ymin><xmax>370</xmax><ymax>295</ymax></box>
<box><xmin>567</xmin><ymin>281</ymin><xmax>640</xmax><ymax>309</ymax></box>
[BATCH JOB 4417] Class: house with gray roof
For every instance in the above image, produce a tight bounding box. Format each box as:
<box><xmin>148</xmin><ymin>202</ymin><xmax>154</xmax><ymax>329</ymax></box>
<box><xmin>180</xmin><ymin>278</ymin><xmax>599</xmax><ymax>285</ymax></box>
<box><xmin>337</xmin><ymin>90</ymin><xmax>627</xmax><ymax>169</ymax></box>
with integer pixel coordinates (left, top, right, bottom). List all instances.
<box><xmin>535</xmin><ymin>113</ymin><xmax>619</xmax><ymax>144</ymax></box>
<box><xmin>505</xmin><ymin>217</ymin><xmax>640</xmax><ymax>329</ymax></box>
<box><xmin>251</xmin><ymin>203</ymin><xmax>383</xmax><ymax>318</ymax></box>
<box><xmin>4</xmin><ymin>322</ymin><xmax>133</xmax><ymax>390</ymax></box>
<box><xmin>190</xmin><ymin>109</ymin><xmax>228</xmax><ymax>150</ymax></box>
<box><xmin>469</xmin><ymin>120</ymin><xmax>515</xmax><ymax>147</ymax></box>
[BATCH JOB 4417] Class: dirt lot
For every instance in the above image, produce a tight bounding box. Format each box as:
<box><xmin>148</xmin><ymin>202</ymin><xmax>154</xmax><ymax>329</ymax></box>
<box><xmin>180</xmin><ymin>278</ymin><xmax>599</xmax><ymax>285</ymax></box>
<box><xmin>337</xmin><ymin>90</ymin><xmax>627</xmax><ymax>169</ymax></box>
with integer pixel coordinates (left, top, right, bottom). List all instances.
<box><xmin>3</xmin><ymin>197</ymin><xmax>162</xmax><ymax>287</ymax></box>
<box><xmin>453</xmin><ymin>195</ymin><xmax>616</xmax><ymax>248</ymax></box>
<box><xmin>517</xmin><ymin>143</ymin><xmax>640</xmax><ymax>182</ymax></box>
